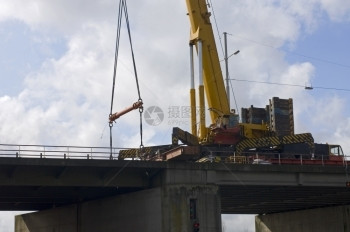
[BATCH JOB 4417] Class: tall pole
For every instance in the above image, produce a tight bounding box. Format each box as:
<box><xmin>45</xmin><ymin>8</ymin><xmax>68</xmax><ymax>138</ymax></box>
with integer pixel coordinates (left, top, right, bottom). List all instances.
<box><xmin>198</xmin><ymin>40</ymin><xmax>206</xmax><ymax>141</ymax></box>
<box><xmin>189</xmin><ymin>44</ymin><xmax>197</xmax><ymax>136</ymax></box>
<box><xmin>224</xmin><ymin>32</ymin><xmax>230</xmax><ymax>108</ymax></box>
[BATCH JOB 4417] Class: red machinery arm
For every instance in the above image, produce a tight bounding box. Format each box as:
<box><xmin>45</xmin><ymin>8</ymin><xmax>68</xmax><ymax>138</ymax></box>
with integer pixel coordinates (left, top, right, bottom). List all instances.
<box><xmin>109</xmin><ymin>101</ymin><xmax>143</xmax><ymax>123</ymax></box>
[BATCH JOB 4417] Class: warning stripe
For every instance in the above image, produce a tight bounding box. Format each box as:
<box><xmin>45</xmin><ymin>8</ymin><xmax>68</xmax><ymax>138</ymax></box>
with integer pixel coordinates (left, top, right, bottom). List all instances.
<box><xmin>236</xmin><ymin>133</ymin><xmax>314</xmax><ymax>155</ymax></box>
<box><xmin>119</xmin><ymin>145</ymin><xmax>175</xmax><ymax>159</ymax></box>
<box><xmin>119</xmin><ymin>147</ymin><xmax>154</xmax><ymax>159</ymax></box>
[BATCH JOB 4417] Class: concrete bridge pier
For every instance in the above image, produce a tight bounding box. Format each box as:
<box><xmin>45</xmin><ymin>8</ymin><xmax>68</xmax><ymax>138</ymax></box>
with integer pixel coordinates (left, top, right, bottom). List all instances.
<box><xmin>15</xmin><ymin>184</ymin><xmax>222</xmax><ymax>232</ymax></box>
<box><xmin>255</xmin><ymin>205</ymin><xmax>350</xmax><ymax>232</ymax></box>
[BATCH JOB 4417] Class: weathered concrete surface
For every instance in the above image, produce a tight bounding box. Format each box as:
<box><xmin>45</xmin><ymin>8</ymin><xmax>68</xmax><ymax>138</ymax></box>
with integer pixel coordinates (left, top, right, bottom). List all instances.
<box><xmin>255</xmin><ymin>205</ymin><xmax>350</xmax><ymax>232</ymax></box>
<box><xmin>16</xmin><ymin>204</ymin><xmax>77</xmax><ymax>232</ymax></box>
<box><xmin>15</xmin><ymin>184</ymin><xmax>221</xmax><ymax>232</ymax></box>
<box><xmin>16</xmin><ymin>188</ymin><xmax>161</xmax><ymax>232</ymax></box>
<box><xmin>80</xmin><ymin>187</ymin><xmax>162</xmax><ymax>232</ymax></box>
<box><xmin>162</xmin><ymin>184</ymin><xmax>221</xmax><ymax>232</ymax></box>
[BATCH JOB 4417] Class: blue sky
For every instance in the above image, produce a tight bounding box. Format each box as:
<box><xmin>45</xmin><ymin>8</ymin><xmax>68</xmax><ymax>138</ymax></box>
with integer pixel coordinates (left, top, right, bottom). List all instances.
<box><xmin>0</xmin><ymin>21</ymin><xmax>66</xmax><ymax>96</ymax></box>
<box><xmin>0</xmin><ymin>0</ymin><xmax>350</xmax><ymax>231</ymax></box>
<box><xmin>285</xmin><ymin>20</ymin><xmax>350</xmax><ymax>89</ymax></box>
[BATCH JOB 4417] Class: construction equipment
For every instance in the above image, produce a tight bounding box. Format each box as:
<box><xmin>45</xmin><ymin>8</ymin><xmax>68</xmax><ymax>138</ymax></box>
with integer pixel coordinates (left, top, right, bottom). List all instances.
<box><xmin>173</xmin><ymin>1</ymin><xmax>313</xmax><ymax>153</ymax></box>
<box><xmin>186</xmin><ymin>0</ymin><xmax>243</xmax><ymax>145</ymax></box>
<box><xmin>117</xmin><ymin>0</ymin><xmax>345</xmax><ymax>165</ymax></box>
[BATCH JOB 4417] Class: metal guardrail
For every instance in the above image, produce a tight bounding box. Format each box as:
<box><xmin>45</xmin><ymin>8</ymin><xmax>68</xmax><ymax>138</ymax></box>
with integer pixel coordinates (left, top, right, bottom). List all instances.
<box><xmin>200</xmin><ymin>150</ymin><xmax>350</xmax><ymax>166</ymax></box>
<box><xmin>0</xmin><ymin>144</ymin><xmax>126</xmax><ymax>160</ymax></box>
<box><xmin>0</xmin><ymin>144</ymin><xmax>348</xmax><ymax>166</ymax></box>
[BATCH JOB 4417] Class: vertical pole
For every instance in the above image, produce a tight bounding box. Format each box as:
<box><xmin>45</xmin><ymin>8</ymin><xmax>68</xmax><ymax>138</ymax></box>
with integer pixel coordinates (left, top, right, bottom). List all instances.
<box><xmin>224</xmin><ymin>32</ymin><xmax>230</xmax><ymax>107</ymax></box>
<box><xmin>190</xmin><ymin>44</ymin><xmax>197</xmax><ymax>136</ymax></box>
<box><xmin>198</xmin><ymin>40</ymin><xmax>206</xmax><ymax>141</ymax></box>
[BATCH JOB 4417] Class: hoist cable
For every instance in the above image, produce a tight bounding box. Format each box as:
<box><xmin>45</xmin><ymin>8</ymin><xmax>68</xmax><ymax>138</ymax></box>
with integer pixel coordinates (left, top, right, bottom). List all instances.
<box><xmin>207</xmin><ymin>0</ymin><xmax>225</xmax><ymax>57</ymax></box>
<box><xmin>208</xmin><ymin>0</ymin><xmax>239</xmax><ymax>113</ymax></box>
<box><xmin>123</xmin><ymin>3</ymin><xmax>142</xmax><ymax>101</ymax></box>
<box><xmin>109</xmin><ymin>0</ymin><xmax>144</xmax><ymax>156</ymax></box>
<box><xmin>123</xmin><ymin>1</ymin><xmax>144</xmax><ymax>148</ymax></box>
<box><xmin>109</xmin><ymin>0</ymin><xmax>124</xmax><ymax>158</ymax></box>
<box><xmin>110</xmin><ymin>0</ymin><xmax>124</xmax><ymax>116</ymax></box>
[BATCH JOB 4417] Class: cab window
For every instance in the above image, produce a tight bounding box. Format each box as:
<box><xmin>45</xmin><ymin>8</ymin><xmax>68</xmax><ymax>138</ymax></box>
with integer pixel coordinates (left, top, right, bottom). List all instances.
<box><xmin>330</xmin><ymin>145</ymin><xmax>344</xmax><ymax>156</ymax></box>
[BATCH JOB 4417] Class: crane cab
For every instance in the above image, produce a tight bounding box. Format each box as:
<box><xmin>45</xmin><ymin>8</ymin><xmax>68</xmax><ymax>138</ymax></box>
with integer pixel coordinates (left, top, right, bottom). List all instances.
<box><xmin>329</xmin><ymin>144</ymin><xmax>344</xmax><ymax>156</ymax></box>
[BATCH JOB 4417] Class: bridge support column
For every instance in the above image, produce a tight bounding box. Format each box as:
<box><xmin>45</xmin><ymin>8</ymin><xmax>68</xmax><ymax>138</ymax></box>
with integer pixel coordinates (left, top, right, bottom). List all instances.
<box><xmin>15</xmin><ymin>185</ymin><xmax>221</xmax><ymax>232</ymax></box>
<box><xmin>162</xmin><ymin>184</ymin><xmax>222</xmax><ymax>232</ymax></box>
<box><xmin>255</xmin><ymin>205</ymin><xmax>350</xmax><ymax>232</ymax></box>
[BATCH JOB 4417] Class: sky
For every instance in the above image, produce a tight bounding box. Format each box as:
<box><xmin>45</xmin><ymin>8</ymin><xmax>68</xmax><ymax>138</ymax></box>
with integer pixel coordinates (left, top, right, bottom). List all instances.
<box><xmin>0</xmin><ymin>0</ymin><xmax>350</xmax><ymax>231</ymax></box>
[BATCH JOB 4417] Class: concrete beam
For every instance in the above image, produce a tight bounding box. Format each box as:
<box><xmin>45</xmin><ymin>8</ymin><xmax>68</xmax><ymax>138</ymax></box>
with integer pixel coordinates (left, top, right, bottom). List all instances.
<box><xmin>1</xmin><ymin>158</ymin><xmax>349</xmax><ymax>188</ymax></box>
<box><xmin>15</xmin><ymin>184</ymin><xmax>222</xmax><ymax>232</ymax></box>
<box><xmin>16</xmin><ymin>204</ymin><xmax>77</xmax><ymax>232</ymax></box>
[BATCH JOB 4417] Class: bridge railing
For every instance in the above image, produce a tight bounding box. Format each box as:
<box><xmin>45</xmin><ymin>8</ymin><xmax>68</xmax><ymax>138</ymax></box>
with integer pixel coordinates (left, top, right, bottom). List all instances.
<box><xmin>201</xmin><ymin>150</ymin><xmax>350</xmax><ymax>166</ymax></box>
<box><xmin>0</xmin><ymin>144</ymin><xmax>125</xmax><ymax>160</ymax></box>
<box><xmin>0</xmin><ymin>144</ymin><xmax>348</xmax><ymax>166</ymax></box>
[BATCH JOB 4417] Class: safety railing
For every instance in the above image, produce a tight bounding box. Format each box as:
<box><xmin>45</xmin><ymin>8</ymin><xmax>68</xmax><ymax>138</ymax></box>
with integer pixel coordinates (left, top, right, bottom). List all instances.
<box><xmin>0</xmin><ymin>144</ymin><xmax>348</xmax><ymax>166</ymax></box>
<box><xmin>198</xmin><ymin>150</ymin><xmax>350</xmax><ymax>167</ymax></box>
<box><xmin>0</xmin><ymin>144</ymin><xmax>125</xmax><ymax>160</ymax></box>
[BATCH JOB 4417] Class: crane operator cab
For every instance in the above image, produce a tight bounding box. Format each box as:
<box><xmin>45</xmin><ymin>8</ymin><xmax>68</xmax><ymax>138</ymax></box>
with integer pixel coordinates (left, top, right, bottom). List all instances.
<box><xmin>208</xmin><ymin>108</ymin><xmax>241</xmax><ymax>145</ymax></box>
<box><xmin>212</xmin><ymin>109</ymin><xmax>239</xmax><ymax>130</ymax></box>
<box><xmin>313</xmin><ymin>143</ymin><xmax>345</xmax><ymax>161</ymax></box>
<box><xmin>328</xmin><ymin>144</ymin><xmax>347</xmax><ymax>162</ymax></box>
<box><xmin>329</xmin><ymin>144</ymin><xmax>344</xmax><ymax>156</ymax></box>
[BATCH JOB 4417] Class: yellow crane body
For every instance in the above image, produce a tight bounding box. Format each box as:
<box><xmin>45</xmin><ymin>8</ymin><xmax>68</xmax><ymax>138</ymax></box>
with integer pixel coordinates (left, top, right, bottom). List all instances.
<box><xmin>186</xmin><ymin>0</ymin><xmax>230</xmax><ymax>121</ymax></box>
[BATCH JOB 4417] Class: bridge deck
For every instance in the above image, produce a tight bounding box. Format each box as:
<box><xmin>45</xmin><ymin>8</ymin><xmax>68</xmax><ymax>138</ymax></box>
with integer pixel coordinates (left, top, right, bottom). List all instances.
<box><xmin>0</xmin><ymin>157</ymin><xmax>349</xmax><ymax>214</ymax></box>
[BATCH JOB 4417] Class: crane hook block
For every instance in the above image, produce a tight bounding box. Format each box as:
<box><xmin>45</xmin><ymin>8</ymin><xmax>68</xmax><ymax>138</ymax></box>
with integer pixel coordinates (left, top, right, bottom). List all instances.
<box><xmin>109</xmin><ymin>101</ymin><xmax>143</xmax><ymax>123</ymax></box>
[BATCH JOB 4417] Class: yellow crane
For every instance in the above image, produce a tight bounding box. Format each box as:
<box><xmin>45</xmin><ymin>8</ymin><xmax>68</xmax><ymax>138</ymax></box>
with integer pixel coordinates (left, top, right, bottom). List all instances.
<box><xmin>118</xmin><ymin>0</ymin><xmax>344</xmax><ymax>164</ymax></box>
<box><xmin>185</xmin><ymin>0</ymin><xmax>268</xmax><ymax>145</ymax></box>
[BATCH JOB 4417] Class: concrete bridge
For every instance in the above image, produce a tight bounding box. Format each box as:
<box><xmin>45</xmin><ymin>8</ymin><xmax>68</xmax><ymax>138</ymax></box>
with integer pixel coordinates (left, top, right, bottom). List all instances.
<box><xmin>1</xmin><ymin>144</ymin><xmax>350</xmax><ymax>231</ymax></box>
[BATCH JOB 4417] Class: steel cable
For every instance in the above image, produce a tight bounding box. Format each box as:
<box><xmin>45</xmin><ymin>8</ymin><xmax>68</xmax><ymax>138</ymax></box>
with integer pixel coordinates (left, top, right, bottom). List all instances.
<box><xmin>122</xmin><ymin>2</ymin><xmax>144</xmax><ymax>149</ymax></box>
<box><xmin>109</xmin><ymin>0</ymin><xmax>144</xmax><ymax>157</ymax></box>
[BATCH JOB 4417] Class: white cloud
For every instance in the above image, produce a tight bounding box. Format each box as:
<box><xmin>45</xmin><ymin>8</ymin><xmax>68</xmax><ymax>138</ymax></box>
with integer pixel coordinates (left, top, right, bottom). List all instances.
<box><xmin>0</xmin><ymin>21</ymin><xmax>117</xmax><ymax>146</ymax></box>
<box><xmin>319</xmin><ymin>0</ymin><xmax>350</xmax><ymax>22</ymax></box>
<box><xmin>0</xmin><ymin>212</ymin><xmax>32</xmax><ymax>231</ymax></box>
<box><xmin>0</xmin><ymin>1</ymin><xmax>117</xmax><ymax>35</ymax></box>
<box><xmin>0</xmin><ymin>0</ymin><xmax>350</xmax><ymax>231</ymax></box>
<box><xmin>222</xmin><ymin>214</ymin><xmax>255</xmax><ymax>232</ymax></box>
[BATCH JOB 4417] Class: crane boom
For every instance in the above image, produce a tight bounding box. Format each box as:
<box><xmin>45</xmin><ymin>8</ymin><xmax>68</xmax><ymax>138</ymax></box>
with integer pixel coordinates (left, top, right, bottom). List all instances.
<box><xmin>186</xmin><ymin>0</ymin><xmax>230</xmax><ymax>121</ymax></box>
